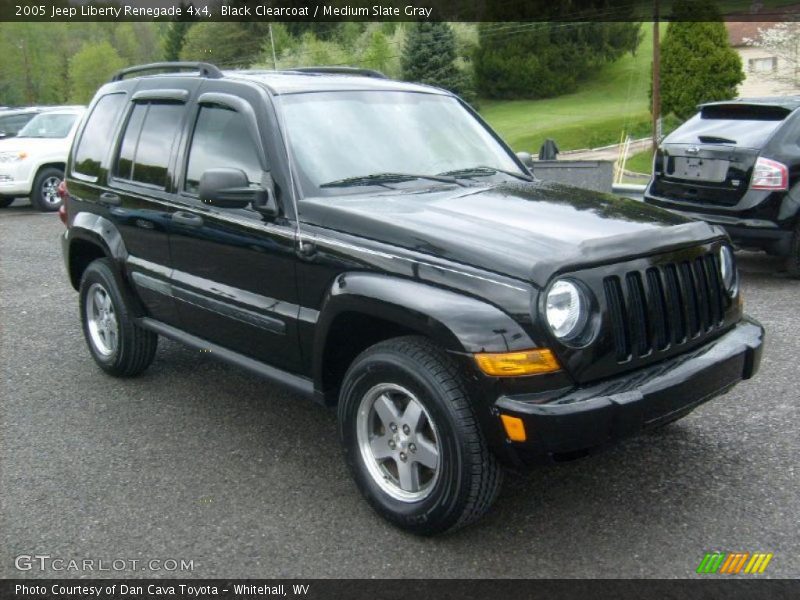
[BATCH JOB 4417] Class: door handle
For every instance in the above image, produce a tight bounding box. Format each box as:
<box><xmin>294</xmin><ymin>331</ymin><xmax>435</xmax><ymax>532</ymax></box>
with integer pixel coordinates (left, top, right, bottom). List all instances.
<box><xmin>172</xmin><ymin>211</ymin><xmax>204</xmax><ymax>227</ymax></box>
<box><xmin>99</xmin><ymin>192</ymin><xmax>121</xmax><ymax>206</ymax></box>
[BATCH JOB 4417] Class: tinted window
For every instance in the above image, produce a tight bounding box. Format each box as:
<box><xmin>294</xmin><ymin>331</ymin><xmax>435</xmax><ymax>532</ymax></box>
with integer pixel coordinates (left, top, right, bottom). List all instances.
<box><xmin>185</xmin><ymin>106</ymin><xmax>262</xmax><ymax>194</ymax></box>
<box><xmin>115</xmin><ymin>102</ymin><xmax>183</xmax><ymax>188</ymax></box>
<box><xmin>115</xmin><ymin>104</ymin><xmax>146</xmax><ymax>181</ymax></box>
<box><xmin>700</xmin><ymin>104</ymin><xmax>789</xmax><ymax>121</ymax></box>
<box><xmin>74</xmin><ymin>94</ymin><xmax>126</xmax><ymax>178</ymax></box>
<box><xmin>0</xmin><ymin>113</ymin><xmax>35</xmax><ymax>137</ymax></box>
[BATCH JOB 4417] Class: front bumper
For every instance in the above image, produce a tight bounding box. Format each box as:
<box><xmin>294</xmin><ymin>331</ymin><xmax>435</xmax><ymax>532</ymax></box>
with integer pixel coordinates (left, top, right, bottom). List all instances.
<box><xmin>495</xmin><ymin>317</ymin><xmax>764</xmax><ymax>465</ymax></box>
<box><xmin>0</xmin><ymin>161</ymin><xmax>34</xmax><ymax>196</ymax></box>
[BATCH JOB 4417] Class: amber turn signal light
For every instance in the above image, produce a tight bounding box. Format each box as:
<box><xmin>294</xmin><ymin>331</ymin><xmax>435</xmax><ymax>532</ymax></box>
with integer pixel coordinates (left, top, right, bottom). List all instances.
<box><xmin>500</xmin><ymin>415</ymin><xmax>527</xmax><ymax>442</ymax></box>
<box><xmin>474</xmin><ymin>348</ymin><xmax>560</xmax><ymax>377</ymax></box>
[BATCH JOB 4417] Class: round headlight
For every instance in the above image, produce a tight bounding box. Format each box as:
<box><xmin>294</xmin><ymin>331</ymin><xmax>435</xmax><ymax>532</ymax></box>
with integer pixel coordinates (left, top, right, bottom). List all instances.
<box><xmin>719</xmin><ymin>246</ymin><xmax>737</xmax><ymax>295</ymax></box>
<box><xmin>545</xmin><ymin>280</ymin><xmax>588</xmax><ymax>340</ymax></box>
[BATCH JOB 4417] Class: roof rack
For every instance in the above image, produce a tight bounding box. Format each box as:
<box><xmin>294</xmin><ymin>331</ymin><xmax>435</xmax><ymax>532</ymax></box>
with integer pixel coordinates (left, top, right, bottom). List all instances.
<box><xmin>289</xmin><ymin>67</ymin><xmax>388</xmax><ymax>79</ymax></box>
<box><xmin>111</xmin><ymin>62</ymin><xmax>223</xmax><ymax>82</ymax></box>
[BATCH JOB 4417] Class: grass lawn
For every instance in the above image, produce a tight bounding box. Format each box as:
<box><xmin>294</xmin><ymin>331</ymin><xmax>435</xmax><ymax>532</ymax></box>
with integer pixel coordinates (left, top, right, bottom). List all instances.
<box><xmin>623</xmin><ymin>148</ymin><xmax>654</xmax><ymax>174</ymax></box>
<box><xmin>479</xmin><ymin>24</ymin><xmax>662</xmax><ymax>152</ymax></box>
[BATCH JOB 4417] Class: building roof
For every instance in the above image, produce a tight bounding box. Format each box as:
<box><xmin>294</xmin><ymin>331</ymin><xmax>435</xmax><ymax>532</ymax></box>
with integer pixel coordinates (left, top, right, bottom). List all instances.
<box><xmin>726</xmin><ymin>21</ymin><xmax>780</xmax><ymax>46</ymax></box>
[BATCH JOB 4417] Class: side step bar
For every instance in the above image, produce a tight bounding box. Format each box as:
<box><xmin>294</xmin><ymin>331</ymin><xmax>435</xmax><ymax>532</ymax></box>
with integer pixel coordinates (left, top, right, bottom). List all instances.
<box><xmin>137</xmin><ymin>317</ymin><xmax>318</xmax><ymax>401</ymax></box>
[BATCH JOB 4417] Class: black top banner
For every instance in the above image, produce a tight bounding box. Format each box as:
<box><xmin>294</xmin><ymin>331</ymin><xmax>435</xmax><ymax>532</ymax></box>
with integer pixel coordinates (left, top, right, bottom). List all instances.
<box><xmin>2</xmin><ymin>0</ymin><xmax>799</xmax><ymax>22</ymax></box>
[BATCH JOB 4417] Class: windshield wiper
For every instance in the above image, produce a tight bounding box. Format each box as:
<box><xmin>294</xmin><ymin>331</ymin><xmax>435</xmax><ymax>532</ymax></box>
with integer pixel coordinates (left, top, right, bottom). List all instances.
<box><xmin>320</xmin><ymin>172</ymin><xmax>463</xmax><ymax>188</ymax></box>
<box><xmin>437</xmin><ymin>166</ymin><xmax>533</xmax><ymax>182</ymax></box>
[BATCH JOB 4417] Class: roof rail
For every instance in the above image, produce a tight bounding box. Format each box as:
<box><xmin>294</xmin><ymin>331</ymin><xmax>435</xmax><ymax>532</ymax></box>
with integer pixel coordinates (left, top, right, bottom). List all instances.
<box><xmin>111</xmin><ymin>62</ymin><xmax>223</xmax><ymax>82</ymax></box>
<box><xmin>290</xmin><ymin>67</ymin><xmax>388</xmax><ymax>79</ymax></box>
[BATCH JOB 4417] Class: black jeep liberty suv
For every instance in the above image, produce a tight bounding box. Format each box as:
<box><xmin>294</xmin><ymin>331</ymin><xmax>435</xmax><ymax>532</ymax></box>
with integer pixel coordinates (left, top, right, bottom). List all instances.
<box><xmin>61</xmin><ymin>63</ymin><xmax>764</xmax><ymax>535</ymax></box>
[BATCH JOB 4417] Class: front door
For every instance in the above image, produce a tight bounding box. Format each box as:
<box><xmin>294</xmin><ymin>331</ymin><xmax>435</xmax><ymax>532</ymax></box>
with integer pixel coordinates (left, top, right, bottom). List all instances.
<box><xmin>166</xmin><ymin>88</ymin><xmax>302</xmax><ymax>373</ymax></box>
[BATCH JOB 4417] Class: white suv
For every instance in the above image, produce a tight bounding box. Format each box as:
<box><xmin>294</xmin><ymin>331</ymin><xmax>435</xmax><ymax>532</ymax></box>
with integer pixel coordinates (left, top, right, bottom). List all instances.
<box><xmin>0</xmin><ymin>106</ymin><xmax>85</xmax><ymax>211</ymax></box>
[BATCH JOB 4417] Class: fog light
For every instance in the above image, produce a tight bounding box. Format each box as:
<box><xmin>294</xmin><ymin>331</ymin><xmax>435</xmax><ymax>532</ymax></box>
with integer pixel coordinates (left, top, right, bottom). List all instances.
<box><xmin>474</xmin><ymin>348</ymin><xmax>560</xmax><ymax>376</ymax></box>
<box><xmin>500</xmin><ymin>415</ymin><xmax>527</xmax><ymax>442</ymax></box>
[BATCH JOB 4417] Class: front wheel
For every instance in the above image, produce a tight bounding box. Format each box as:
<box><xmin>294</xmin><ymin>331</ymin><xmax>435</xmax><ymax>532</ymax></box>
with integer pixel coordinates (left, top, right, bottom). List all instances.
<box><xmin>79</xmin><ymin>258</ymin><xmax>158</xmax><ymax>376</ymax></box>
<box><xmin>338</xmin><ymin>336</ymin><xmax>502</xmax><ymax>535</ymax></box>
<box><xmin>30</xmin><ymin>167</ymin><xmax>63</xmax><ymax>211</ymax></box>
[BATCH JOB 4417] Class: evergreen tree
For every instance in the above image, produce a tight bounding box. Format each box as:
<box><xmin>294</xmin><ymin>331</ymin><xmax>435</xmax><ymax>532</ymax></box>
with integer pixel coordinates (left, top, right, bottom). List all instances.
<box><xmin>163</xmin><ymin>4</ymin><xmax>195</xmax><ymax>62</ymax></box>
<box><xmin>402</xmin><ymin>22</ymin><xmax>475</xmax><ymax>102</ymax></box>
<box><xmin>474</xmin><ymin>5</ymin><xmax>641</xmax><ymax>99</ymax></box>
<box><xmin>179</xmin><ymin>22</ymin><xmax>256</xmax><ymax>67</ymax></box>
<box><xmin>658</xmin><ymin>0</ymin><xmax>744</xmax><ymax>119</ymax></box>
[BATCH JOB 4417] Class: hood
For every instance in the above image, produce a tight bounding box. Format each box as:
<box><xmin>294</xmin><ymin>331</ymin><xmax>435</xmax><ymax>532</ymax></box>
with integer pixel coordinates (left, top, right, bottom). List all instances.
<box><xmin>300</xmin><ymin>181</ymin><xmax>724</xmax><ymax>286</ymax></box>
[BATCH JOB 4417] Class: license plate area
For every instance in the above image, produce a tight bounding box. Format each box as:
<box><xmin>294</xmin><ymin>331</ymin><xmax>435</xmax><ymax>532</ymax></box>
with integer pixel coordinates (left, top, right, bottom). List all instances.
<box><xmin>669</xmin><ymin>157</ymin><xmax>729</xmax><ymax>182</ymax></box>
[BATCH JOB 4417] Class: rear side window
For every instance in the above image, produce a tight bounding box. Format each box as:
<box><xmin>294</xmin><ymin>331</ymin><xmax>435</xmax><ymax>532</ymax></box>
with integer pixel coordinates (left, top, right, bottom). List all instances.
<box><xmin>74</xmin><ymin>94</ymin><xmax>126</xmax><ymax>178</ymax></box>
<box><xmin>114</xmin><ymin>102</ymin><xmax>183</xmax><ymax>189</ymax></box>
<box><xmin>0</xmin><ymin>113</ymin><xmax>35</xmax><ymax>136</ymax></box>
<box><xmin>184</xmin><ymin>105</ymin><xmax>263</xmax><ymax>194</ymax></box>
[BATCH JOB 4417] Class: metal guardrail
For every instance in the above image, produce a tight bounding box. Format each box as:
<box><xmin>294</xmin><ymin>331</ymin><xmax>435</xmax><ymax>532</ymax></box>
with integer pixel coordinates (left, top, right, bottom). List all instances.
<box><xmin>612</xmin><ymin>183</ymin><xmax>646</xmax><ymax>202</ymax></box>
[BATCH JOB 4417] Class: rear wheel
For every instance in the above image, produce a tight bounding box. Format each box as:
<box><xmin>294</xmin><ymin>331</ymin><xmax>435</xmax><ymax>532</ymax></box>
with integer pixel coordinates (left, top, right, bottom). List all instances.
<box><xmin>30</xmin><ymin>167</ymin><xmax>63</xmax><ymax>212</ymax></box>
<box><xmin>79</xmin><ymin>258</ymin><xmax>157</xmax><ymax>376</ymax></box>
<box><xmin>0</xmin><ymin>196</ymin><xmax>14</xmax><ymax>208</ymax></box>
<box><xmin>338</xmin><ymin>336</ymin><xmax>502</xmax><ymax>535</ymax></box>
<box><xmin>786</xmin><ymin>222</ymin><xmax>800</xmax><ymax>278</ymax></box>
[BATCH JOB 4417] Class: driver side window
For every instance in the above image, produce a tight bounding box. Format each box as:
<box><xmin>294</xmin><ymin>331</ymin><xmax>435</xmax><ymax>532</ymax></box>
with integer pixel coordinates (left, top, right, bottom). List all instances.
<box><xmin>184</xmin><ymin>105</ymin><xmax>262</xmax><ymax>195</ymax></box>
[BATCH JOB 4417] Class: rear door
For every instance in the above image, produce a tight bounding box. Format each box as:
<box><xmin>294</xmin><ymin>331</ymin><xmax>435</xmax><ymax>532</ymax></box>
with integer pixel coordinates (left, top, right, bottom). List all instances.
<box><xmin>653</xmin><ymin>103</ymin><xmax>790</xmax><ymax>206</ymax></box>
<box><xmin>165</xmin><ymin>82</ymin><xmax>302</xmax><ymax>372</ymax></box>
<box><xmin>105</xmin><ymin>85</ymin><xmax>197</xmax><ymax>325</ymax></box>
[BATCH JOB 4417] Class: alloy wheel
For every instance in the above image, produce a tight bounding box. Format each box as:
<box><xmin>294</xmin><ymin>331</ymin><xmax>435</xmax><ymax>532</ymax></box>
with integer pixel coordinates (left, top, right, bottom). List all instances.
<box><xmin>356</xmin><ymin>383</ymin><xmax>441</xmax><ymax>502</ymax></box>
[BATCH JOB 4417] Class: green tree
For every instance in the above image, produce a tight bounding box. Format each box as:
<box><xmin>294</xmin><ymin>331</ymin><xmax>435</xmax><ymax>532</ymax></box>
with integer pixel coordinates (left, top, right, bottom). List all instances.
<box><xmin>163</xmin><ymin>3</ymin><xmax>195</xmax><ymax>61</ymax></box>
<box><xmin>402</xmin><ymin>22</ymin><xmax>475</xmax><ymax>102</ymax></box>
<box><xmin>475</xmin><ymin>9</ymin><xmax>641</xmax><ymax>99</ymax></box>
<box><xmin>0</xmin><ymin>23</ymin><xmax>65</xmax><ymax>105</ymax></box>
<box><xmin>68</xmin><ymin>41</ymin><xmax>124</xmax><ymax>103</ymax></box>
<box><xmin>363</xmin><ymin>30</ymin><xmax>392</xmax><ymax>74</ymax></box>
<box><xmin>180</xmin><ymin>22</ymin><xmax>259</xmax><ymax>67</ymax></box>
<box><xmin>658</xmin><ymin>0</ymin><xmax>744</xmax><ymax>119</ymax></box>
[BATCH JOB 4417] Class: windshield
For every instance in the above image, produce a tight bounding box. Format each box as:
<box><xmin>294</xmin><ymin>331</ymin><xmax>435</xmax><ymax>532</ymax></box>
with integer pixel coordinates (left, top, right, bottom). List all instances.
<box><xmin>17</xmin><ymin>113</ymin><xmax>78</xmax><ymax>139</ymax></box>
<box><xmin>279</xmin><ymin>91</ymin><xmax>523</xmax><ymax>195</ymax></box>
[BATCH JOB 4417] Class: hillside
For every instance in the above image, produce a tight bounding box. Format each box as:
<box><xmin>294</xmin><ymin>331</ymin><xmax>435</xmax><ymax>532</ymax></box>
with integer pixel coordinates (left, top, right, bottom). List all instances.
<box><xmin>480</xmin><ymin>24</ymin><xmax>659</xmax><ymax>153</ymax></box>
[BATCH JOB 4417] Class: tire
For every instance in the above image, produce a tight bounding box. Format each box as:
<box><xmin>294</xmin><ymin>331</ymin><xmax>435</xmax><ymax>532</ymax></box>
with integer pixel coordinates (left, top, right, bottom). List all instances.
<box><xmin>0</xmin><ymin>196</ymin><xmax>14</xmax><ymax>208</ymax></box>
<box><xmin>79</xmin><ymin>258</ymin><xmax>157</xmax><ymax>377</ymax></box>
<box><xmin>338</xmin><ymin>335</ymin><xmax>502</xmax><ymax>535</ymax></box>
<box><xmin>786</xmin><ymin>222</ymin><xmax>800</xmax><ymax>278</ymax></box>
<box><xmin>30</xmin><ymin>167</ymin><xmax>63</xmax><ymax>212</ymax></box>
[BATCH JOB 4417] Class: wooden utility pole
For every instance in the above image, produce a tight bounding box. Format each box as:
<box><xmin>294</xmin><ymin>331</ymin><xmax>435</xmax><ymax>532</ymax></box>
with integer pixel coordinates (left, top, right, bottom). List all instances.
<box><xmin>652</xmin><ymin>0</ymin><xmax>661</xmax><ymax>151</ymax></box>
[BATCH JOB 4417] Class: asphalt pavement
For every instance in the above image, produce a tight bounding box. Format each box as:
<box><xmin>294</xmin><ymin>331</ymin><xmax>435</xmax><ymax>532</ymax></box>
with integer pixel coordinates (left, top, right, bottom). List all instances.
<box><xmin>1</xmin><ymin>199</ymin><xmax>798</xmax><ymax>578</ymax></box>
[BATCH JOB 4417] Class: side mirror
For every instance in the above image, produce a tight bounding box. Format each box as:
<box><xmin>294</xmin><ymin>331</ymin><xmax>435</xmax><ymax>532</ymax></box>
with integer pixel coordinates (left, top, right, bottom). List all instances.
<box><xmin>516</xmin><ymin>151</ymin><xmax>534</xmax><ymax>168</ymax></box>
<box><xmin>199</xmin><ymin>168</ymin><xmax>276</xmax><ymax>217</ymax></box>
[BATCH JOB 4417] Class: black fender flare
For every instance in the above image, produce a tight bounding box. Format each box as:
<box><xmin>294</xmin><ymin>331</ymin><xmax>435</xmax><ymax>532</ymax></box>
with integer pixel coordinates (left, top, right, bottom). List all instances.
<box><xmin>312</xmin><ymin>272</ymin><xmax>535</xmax><ymax>390</ymax></box>
<box><xmin>64</xmin><ymin>212</ymin><xmax>128</xmax><ymax>287</ymax></box>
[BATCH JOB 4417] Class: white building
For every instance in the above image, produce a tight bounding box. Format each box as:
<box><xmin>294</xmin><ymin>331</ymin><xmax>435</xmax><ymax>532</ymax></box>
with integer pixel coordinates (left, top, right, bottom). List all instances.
<box><xmin>727</xmin><ymin>21</ymin><xmax>799</xmax><ymax>97</ymax></box>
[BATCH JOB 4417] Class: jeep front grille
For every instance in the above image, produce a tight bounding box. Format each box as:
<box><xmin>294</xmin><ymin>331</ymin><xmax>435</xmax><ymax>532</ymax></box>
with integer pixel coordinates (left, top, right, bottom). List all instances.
<box><xmin>603</xmin><ymin>253</ymin><xmax>727</xmax><ymax>362</ymax></box>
